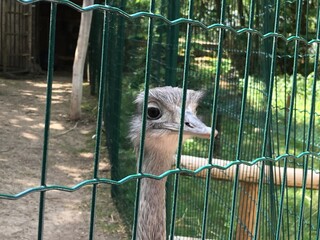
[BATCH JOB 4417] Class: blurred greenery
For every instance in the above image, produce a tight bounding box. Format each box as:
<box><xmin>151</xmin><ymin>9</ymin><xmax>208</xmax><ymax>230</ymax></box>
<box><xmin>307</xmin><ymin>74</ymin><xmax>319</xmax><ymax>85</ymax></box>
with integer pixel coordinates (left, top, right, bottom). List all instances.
<box><xmin>88</xmin><ymin>0</ymin><xmax>320</xmax><ymax>238</ymax></box>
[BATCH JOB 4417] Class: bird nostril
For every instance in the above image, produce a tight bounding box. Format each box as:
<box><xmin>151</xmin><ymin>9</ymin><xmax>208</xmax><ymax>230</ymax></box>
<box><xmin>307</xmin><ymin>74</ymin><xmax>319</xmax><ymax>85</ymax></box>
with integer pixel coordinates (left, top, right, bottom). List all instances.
<box><xmin>185</xmin><ymin>122</ymin><xmax>194</xmax><ymax>128</ymax></box>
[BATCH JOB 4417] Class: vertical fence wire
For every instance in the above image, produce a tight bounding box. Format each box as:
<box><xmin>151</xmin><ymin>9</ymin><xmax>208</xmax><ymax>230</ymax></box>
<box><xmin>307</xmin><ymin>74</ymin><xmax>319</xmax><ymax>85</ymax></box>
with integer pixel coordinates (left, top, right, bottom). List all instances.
<box><xmin>37</xmin><ymin>3</ymin><xmax>57</xmax><ymax>240</ymax></box>
<box><xmin>297</xmin><ymin>1</ymin><xmax>320</xmax><ymax>239</ymax></box>
<box><xmin>276</xmin><ymin>0</ymin><xmax>303</xmax><ymax>238</ymax></box>
<box><xmin>315</xmin><ymin>6</ymin><xmax>320</xmax><ymax>240</ymax></box>
<box><xmin>88</xmin><ymin>4</ymin><xmax>109</xmax><ymax>239</ymax></box>
<box><xmin>253</xmin><ymin>0</ymin><xmax>281</xmax><ymax>239</ymax></box>
<box><xmin>132</xmin><ymin>0</ymin><xmax>155</xmax><ymax>238</ymax></box>
<box><xmin>228</xmin><ymin>0</ymin><xmax>255</xmax><ymax>238</ymax></box>
<box><xmin>165</xmin><ymin>0</ymin><xmax>179</xmax><ymax>86</ymax></box>
<box><xmin>280</xmin><ymin>3</ymin><xmax>289</xmax><ymax>237</ymax></box>
<box><xmin>169</xmin><ymin>0</ymin><xmax>194</xmax><ymax>238</ymax></box>
<box><xmin>201</xmin><ymin>0</ymin><xmax>226</xmax><ymax>238</ymax></box>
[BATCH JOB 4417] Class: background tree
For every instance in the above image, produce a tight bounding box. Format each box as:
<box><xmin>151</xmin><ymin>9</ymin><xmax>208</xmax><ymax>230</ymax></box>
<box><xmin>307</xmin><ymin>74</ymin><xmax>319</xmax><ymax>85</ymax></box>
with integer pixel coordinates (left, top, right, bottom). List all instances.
<box><xmin>70</xmin><ymin>0</ymin><xmax>93</xmax><ymax>120</ymax></box>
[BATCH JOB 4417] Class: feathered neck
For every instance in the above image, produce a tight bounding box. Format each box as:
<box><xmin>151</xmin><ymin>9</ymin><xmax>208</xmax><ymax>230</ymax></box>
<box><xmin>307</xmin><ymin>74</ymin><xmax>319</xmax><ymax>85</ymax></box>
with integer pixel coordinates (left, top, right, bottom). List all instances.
<box><xmin>135</xmin><ymin>137</ymin><xmax>177</xmax><ymax>240</ymax></box>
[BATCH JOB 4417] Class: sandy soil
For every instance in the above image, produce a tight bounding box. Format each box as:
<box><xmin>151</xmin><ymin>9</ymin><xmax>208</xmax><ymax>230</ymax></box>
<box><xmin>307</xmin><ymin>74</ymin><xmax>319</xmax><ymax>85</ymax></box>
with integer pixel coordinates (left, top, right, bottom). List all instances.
<box><xmin>0</xmin><ymin>76</ymin><xmax>127</xmax><ymax>240</ymax></box>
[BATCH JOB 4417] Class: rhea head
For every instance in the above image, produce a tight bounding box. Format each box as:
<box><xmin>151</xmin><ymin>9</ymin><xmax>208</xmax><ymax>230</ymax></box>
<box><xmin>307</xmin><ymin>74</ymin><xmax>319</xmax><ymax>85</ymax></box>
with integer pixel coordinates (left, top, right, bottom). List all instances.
<box><xmin>129</xmin><ymin>86</ymin><xmax>218</xmax><ymax>161</ymax></box>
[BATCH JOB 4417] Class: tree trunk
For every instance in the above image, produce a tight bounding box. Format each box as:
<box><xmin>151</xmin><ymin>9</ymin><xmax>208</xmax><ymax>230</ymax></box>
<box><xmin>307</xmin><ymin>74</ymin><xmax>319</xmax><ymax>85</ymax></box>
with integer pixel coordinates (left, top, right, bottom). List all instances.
<box><xmin>237</xmin><ymin>0</ymin><xmax>245</xmax><ymax>26</ymax></box>
<box><xmin>70</xmin><ymin>0</ymin><xmax>93</xmax><ymax>120</ymax></box>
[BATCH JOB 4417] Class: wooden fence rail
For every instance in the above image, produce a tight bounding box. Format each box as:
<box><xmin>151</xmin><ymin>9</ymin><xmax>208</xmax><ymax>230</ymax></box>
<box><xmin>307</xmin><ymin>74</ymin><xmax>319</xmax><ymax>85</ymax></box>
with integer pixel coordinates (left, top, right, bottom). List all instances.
<box><xmin>179</xmin><ymin>155</ymin><xmax>319</xmax><ymax>239</ymax></box>
<box><xmin>180</xmin><ymin>155</ymin><xmax>319</xmax><ymax>189</ymax></box>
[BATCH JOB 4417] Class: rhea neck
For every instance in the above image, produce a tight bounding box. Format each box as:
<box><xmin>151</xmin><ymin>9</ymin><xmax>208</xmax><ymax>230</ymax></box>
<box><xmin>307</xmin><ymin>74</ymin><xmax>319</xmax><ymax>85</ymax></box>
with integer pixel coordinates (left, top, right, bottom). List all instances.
<box><xmin>136</xmin><ymin>134</ymin><xmax>178</xmax><ymax>240</ymax></box>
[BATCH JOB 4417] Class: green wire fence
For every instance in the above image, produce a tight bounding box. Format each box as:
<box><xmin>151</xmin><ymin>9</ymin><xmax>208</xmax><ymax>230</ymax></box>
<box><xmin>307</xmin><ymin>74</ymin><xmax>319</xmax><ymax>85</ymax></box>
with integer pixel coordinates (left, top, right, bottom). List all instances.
<box><xmin>0</xmin><ymin>0</ymin><xmax>320</xmax><ymax>239</ymax></box>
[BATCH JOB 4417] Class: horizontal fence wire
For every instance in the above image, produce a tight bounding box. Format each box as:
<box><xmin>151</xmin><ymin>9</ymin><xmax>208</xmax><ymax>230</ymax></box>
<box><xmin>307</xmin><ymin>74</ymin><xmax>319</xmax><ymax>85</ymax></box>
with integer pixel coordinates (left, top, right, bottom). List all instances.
<box><xmin>2</xmin><ymin>0</ymin><xmax>318</xmax><ymax>199</ymax></box>
<box><xmin>0</xmin><ymin>152</ymin><xmax>319</xmax><ymax>200</ymax></box>
<box><xmin>15</xmin><ymin>0</ymin><xmax>320</xmax><ymax>44</ymax></box>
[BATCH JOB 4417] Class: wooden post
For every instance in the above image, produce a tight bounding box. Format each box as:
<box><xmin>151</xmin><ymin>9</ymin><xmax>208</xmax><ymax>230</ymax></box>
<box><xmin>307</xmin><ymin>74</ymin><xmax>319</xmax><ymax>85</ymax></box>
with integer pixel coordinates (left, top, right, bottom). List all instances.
<box><xmin>236</xmin><ymin>182</ymin><xmax>259</xmax><ymax>239</ymax></box>
<box><xmin>70</xmin><ymin>0</ymin><xmax>93</xmax><ymax>120</ymax></box>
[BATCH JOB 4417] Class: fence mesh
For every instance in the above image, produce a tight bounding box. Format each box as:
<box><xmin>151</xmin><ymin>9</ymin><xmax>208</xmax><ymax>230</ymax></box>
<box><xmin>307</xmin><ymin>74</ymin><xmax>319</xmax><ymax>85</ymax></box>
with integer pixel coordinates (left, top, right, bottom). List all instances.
<box><xmin>0</xmin><ymin>0</ymin><xmax>319</xmax><ymax>239</ymax></box>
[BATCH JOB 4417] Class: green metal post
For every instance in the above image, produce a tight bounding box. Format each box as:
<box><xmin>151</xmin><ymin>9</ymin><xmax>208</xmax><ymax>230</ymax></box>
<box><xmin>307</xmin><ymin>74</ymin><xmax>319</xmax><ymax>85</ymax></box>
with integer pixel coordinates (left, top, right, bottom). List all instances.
<box><xmin>132</xmin><ymin>0</ymin><xmax>155</xmax><ymax>238</ymax></box>
<box><xmin>88</xmin><ymin>2</ymin><xmax>103</xmax><ymax>95</ymax></box>
<box><xmin>315</xmin><ymin>6</ymin><xmax>320</xmax><ymax>240</ymax></box>
<box><xmin>108</xmin><ymin>0</ymin><xmax>126</xmax><ymax>198</ymax></box>
<box><xmin>37</xmin><ymin>3</ymin><xmax>57</xmax><ymax>240</ymax></box>
<box><xmin>254</xmin><ymin>0</ymin><xmax>280</xmax><ymax>238</ymax></box>
<box><xmin>89</xmin><ymin>6</ymin><xmax>109</xmax><ymax>240</ymax></box>
<box><xmin>229</xmin><ymin>0</ymin><xmax>255</xmax><ymax>238</ymax></box>
<box><xmin>165</xmin><ymin>0</ymin><xmax>179</xmax><ymax>86</ymax></box>
<box><xmin>165</xmin><ymin>0</ymin><xmax>180</xmax><ymax>234</ymax></box>
<box><xmin>169</xmin><ymin>0</ymin><xmax>194</xmax><ymax>238</ymax></box>
<box><xmin>297</xmin><ymin>2</ymin><xmax>320</xmax><ymax>239</ymax></box>
<box><xmin>276</xmin><ymin>0</ymin><xmax>303</xmax><ymax>238</ymax></box>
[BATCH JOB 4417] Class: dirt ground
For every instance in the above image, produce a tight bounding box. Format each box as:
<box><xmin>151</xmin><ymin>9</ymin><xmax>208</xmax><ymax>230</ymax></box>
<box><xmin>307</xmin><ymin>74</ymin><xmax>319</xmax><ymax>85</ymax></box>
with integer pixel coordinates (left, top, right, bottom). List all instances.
<box><xmin>0</xmin><ymin>76</ymin><xmax>127</xmax><ymax>240</ymax></box>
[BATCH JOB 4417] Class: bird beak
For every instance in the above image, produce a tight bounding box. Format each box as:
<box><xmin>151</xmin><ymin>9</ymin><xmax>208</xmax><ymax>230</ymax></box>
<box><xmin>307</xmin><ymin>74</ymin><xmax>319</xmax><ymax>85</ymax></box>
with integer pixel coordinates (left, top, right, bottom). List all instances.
<box><xmin>183</xmin><ymin>111</ymin><xmax>218</xmax><ymax>139</ymax></box>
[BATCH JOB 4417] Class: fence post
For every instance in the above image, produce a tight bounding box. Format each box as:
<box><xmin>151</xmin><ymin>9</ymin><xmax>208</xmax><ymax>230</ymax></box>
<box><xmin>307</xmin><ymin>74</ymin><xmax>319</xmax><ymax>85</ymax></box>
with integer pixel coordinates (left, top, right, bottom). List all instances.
<box><xmin>165</xmin><ymin>0</ymin><xmax>179</xmax><ymax>86</ymax></box>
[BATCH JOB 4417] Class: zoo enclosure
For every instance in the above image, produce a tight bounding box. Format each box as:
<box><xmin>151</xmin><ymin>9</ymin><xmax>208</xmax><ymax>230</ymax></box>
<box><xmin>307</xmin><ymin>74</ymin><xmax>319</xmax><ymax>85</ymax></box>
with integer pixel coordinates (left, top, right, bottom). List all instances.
<box><xmin>0</xmin><ymin>0</ymin><xmax>319</xmax><ymax>240</ymax></box>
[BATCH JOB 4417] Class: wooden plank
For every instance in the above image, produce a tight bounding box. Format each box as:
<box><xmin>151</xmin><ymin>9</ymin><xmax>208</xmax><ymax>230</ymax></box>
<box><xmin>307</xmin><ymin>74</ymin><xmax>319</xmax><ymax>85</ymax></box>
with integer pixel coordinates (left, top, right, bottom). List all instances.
<box><xmin>179</xmin><ymin>155</ymin><xmax>319</xmax><ymax>190</ymax></box>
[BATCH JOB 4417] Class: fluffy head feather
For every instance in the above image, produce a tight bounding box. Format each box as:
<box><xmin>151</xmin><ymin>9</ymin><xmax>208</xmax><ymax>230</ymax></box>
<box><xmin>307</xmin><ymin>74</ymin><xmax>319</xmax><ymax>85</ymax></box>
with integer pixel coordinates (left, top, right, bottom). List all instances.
<box><xmin>129</xmin><ymin>87</ymin><xmax>204</xmax><ymax>147</ymax></box>
<box><xmin>129</xmin><ymin>86</ymin><xmax>211</xmax><ymax>157</ymax></box>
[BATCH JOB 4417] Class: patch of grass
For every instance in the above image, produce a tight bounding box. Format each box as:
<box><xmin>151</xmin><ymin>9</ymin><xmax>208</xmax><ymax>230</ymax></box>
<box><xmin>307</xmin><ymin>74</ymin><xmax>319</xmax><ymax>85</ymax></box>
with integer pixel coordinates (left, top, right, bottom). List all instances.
<box><xmin>95</xmin><ymin>184</ymin><xmax>128</xmax><ymax>237</ymax></box>
<box><xmin>169</xmin><ymin>176</ymin><xmax>233</xmax><ymax>238</ymax></box>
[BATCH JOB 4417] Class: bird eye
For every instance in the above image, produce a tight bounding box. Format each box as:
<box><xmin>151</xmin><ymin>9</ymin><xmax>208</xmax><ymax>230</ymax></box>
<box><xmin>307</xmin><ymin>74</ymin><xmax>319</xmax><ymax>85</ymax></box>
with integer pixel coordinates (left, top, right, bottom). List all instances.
<box><xmin>147</xmin><ymin>107</ymin><xmax>161</xmax><ymax>120</ymax></box>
